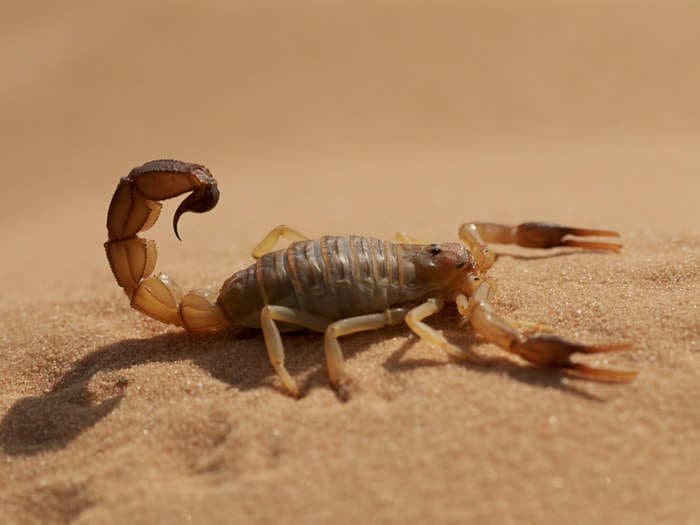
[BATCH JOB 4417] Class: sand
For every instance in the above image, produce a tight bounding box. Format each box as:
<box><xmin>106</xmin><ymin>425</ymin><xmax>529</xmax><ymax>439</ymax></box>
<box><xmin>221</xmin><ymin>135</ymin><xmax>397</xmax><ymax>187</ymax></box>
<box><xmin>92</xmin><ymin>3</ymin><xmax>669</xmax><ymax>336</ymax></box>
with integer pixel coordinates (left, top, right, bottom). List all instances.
<box><xmin>1</xmin><ymin>3</ymin><xmax>699</xmax><ymax>524</ymax></box>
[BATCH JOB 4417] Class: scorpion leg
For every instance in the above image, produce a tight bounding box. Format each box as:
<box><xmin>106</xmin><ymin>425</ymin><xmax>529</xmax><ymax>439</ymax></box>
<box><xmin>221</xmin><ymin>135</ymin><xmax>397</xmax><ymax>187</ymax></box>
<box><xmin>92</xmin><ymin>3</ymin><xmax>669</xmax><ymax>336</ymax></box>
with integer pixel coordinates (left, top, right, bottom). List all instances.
<box><xmin>405</xmin><ymin>298</ymin><xmax>489</xmax><ymax>364</ymax></box>
<box><xmin>324</xmin><ymin>309</ymin><xmax>407</xmax><ymax>396</ymax></box>
<box><xmin>466</xmin><ymin>221</ymin><xmax>622</xmax><ymax>251</ymax></box>
<box><xmin>251</xmin><ymin>225</ymin><xmax>309</xmax><ymax>258</ymax></box>
<box><xmin>455</xmin><ymin>282</ymin><xmax>637</xmax><ymax>382</ymax></box>
<box><xmin>260</xmin><ymin>305</ymin><xmax>330</xmax><ymax>396</ymax></box>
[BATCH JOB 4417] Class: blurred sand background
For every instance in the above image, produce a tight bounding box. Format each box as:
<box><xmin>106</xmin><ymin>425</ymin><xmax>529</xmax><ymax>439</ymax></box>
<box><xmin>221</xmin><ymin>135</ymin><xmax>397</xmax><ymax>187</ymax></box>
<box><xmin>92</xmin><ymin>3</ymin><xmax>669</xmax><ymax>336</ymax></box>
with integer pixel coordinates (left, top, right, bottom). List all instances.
<box><xmin>1</xmin><ymin>2</ymin><xmax>699</xmax><ymax>524</ymax></box>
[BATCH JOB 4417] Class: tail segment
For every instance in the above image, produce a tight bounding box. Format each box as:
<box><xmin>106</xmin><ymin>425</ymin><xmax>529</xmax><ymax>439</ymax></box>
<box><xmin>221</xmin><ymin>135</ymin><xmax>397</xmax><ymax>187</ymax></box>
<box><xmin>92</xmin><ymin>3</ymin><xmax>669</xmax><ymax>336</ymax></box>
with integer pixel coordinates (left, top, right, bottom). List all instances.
<box><xmin>104</xmin><ymin>160</ymin><xmax>231</xmax><ymax>333</ymax></box>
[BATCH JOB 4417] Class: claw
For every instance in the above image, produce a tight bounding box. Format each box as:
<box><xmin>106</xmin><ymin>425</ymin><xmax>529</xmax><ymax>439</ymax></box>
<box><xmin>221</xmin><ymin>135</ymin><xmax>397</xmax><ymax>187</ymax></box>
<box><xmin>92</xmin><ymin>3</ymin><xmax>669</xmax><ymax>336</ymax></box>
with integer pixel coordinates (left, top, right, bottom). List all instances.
<box><xmin>513</xmin><ymin>334</ymin><xmax>636</xmax><ymax>383</ymax></box>
<box><xmin>515</xmin><ymin>222</ymin><xmax>621</xmax><ymax>251</ymax></box>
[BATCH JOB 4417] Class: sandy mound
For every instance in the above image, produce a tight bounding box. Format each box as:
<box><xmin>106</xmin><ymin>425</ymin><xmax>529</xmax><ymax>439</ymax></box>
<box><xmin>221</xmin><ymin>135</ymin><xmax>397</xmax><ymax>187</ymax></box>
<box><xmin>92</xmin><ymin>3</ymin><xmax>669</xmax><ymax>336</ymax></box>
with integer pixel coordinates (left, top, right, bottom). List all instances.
<box><xmin>1</xmin><ymin>3</ymin><xmax>698</xmax><ymax>524</ymax></box>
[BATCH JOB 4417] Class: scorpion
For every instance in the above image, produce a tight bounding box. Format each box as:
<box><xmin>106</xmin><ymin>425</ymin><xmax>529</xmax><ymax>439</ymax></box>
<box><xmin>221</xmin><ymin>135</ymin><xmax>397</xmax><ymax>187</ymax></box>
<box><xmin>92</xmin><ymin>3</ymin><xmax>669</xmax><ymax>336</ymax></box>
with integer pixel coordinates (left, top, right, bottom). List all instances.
<box><xmin>105</xmin><ymin>159</ymin><xmax>636</xmax><ymax>397</ymax></box>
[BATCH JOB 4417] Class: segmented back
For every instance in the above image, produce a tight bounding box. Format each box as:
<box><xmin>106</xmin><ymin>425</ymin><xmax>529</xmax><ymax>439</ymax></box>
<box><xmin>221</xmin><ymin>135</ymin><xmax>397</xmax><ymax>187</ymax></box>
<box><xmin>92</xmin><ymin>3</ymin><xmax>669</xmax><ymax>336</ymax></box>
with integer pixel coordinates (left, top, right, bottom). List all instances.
<box><xmin>218</xmin><ymin>236</ymin><xmax>440</xmax><ymax>324</ymax></box>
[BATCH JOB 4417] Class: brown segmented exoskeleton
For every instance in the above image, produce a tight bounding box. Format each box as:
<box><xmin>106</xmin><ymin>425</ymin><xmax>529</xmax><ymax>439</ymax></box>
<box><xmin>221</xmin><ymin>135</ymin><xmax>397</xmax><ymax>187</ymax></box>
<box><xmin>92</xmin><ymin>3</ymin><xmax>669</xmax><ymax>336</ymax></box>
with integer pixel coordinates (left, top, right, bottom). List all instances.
<box><xmin>105</xmin><ymin>159</ymin><xmax>636</xmax><ymax>398</ymax></box>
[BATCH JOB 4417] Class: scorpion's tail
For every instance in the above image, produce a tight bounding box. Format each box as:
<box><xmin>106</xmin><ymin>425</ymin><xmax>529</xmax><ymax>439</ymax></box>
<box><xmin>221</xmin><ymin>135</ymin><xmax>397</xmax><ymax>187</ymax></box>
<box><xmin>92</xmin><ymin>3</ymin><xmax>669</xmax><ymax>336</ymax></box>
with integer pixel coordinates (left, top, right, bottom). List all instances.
<box><xmin>104</xmin><ymin>160</ymin><xmax>231</xmax><ymax>333</ymax></box>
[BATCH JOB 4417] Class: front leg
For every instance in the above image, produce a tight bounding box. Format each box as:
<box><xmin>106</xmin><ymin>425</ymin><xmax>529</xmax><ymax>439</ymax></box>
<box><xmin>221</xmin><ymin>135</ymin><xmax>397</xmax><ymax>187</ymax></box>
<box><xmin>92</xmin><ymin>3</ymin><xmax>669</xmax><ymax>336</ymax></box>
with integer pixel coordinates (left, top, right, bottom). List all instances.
<box><xmin>456</xmin><ymin>282</ymin><xmax>636</xmax><ymax>382</ymax></box>
<box><xmin>404</xmin><ymin>298</ymin><xmax>489</xmax><ymax>364</ymax></box>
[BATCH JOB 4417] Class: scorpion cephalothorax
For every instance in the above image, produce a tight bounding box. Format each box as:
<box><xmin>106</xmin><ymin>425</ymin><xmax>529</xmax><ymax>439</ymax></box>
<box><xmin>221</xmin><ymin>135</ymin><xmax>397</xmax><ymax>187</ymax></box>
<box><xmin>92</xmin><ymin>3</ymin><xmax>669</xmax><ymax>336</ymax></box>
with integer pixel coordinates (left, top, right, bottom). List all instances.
<box><xmin>105</xmin><ymin>159</ymin><xmax>636</xmax><ymax>398</ymax></box>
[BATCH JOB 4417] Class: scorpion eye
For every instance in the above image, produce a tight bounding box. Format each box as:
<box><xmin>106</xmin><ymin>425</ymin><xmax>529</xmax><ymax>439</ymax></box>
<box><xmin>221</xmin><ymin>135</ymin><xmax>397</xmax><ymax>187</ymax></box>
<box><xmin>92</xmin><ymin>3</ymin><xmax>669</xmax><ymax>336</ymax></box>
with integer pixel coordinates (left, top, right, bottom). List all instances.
<box><xmin>429</xmin><ymin>245</ymin><xmax>441</xmax><ymax>256</ymax></box>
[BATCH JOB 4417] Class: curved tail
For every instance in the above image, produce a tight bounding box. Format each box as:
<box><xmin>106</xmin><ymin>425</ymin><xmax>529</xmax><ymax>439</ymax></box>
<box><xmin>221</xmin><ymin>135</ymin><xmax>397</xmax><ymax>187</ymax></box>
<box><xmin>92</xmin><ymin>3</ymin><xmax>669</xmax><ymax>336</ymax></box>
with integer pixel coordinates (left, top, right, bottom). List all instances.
<box><xmin>104</xmin><ymin>159</ymin><xmax>231</xmax><ymax>333</ymax></box>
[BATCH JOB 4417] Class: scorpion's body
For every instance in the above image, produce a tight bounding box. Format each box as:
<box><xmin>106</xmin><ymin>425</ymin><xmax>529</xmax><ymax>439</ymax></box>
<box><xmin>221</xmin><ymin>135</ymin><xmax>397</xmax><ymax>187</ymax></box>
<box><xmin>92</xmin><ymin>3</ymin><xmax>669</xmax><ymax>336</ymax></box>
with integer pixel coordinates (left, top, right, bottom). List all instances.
<box><xmin>220</xmin><ymin>236</ymin><xmax>471</xmax><ymax>328</ymax></box>
<box><xmin>105</xmin><ymin>159</ymin><xmax>635</xmax><ymax>398</ymax></box>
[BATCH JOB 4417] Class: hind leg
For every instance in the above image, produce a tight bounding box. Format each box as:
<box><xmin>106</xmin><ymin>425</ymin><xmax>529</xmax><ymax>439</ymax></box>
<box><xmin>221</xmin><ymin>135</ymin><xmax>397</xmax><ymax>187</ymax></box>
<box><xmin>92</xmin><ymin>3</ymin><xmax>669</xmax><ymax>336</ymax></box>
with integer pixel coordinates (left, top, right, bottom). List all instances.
<box><xmin>324</xmin><ymin>309</ymin><xmax>407</xmax><ymax>399</ymax></box>
<box><xmin>252</xmin><ymin>225</ymin><xmax>309</xmax><ymax>258</ymax></box>
<box><xmin>260</xmin><ymin>305</ymin><xmax>330</xmax><ymax>396</ymax></box>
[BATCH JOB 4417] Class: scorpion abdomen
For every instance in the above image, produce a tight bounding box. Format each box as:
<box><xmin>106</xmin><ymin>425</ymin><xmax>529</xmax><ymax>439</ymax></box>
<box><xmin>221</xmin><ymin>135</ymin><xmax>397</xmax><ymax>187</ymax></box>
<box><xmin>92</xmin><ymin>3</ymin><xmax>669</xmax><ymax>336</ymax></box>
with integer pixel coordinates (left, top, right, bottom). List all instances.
<box><xmin>217</xmin><ymin>236</ymin><xmax>432</xmax><ymax>326</ymax></box>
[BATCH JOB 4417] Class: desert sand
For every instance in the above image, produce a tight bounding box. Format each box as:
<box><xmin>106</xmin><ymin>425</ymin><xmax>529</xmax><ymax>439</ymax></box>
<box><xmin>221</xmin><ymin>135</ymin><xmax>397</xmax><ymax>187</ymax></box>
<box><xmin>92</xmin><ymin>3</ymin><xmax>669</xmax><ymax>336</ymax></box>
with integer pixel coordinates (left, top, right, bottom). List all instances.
<box><xmin>1</xmin><ymin>3</ymin><xmax>699</xmax><ymax>524</ymax></box>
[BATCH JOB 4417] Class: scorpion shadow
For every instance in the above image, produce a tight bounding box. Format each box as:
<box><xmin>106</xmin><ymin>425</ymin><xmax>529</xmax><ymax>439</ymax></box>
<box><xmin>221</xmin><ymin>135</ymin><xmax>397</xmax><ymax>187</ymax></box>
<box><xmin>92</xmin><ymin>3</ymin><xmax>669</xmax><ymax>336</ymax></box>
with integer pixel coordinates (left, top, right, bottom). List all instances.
<box><xmin>0</xmin><ymin>329</ymin><xmax>320</xmax><ymax>456</ymax></box>
<box><xmin>383</xmin><ymin>339</ymin><xmax>609</xmax><ymax>402</ymax></box>
<box><xmin>494</xmin><ymin>249</ymin><xmax>592</xmax><ymax>262</ymax></box>
<box><xmin>1</xmin><ymin>306</ymin><xmax>607</xmax><ymax>456</ymax></box>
